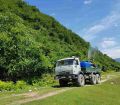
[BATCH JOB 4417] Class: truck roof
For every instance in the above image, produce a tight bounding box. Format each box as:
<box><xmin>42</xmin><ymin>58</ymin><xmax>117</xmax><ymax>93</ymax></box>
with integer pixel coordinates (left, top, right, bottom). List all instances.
<box><xmin>57</xmin><ymin>57</ymin><xmax>79</xmax><ymax>61</ymax></box>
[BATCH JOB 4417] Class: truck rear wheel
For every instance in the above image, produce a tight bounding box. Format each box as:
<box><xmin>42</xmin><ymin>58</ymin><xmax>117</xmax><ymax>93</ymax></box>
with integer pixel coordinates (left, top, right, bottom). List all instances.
<box><xmin>77</xmin><ymin>74</ymin><xmax>85</xmax><ymax>87</ymax></box>
<box><xmin>59</xmin><ymin>79</ymin><xmax>68</xmax><ymax>87</ymax></box>
<box><xmin>91</xmin><ymin>74</ymin><xmax>97</xmax><ymax>85</ymax></box>
<box><xmin>96</xmin><ymin>74</ymin><xmax>101</xmax><ymax>84</ymax></box>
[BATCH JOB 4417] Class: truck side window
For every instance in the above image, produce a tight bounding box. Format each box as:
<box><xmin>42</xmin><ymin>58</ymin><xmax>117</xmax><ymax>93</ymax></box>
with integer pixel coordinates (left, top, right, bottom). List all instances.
<box><xmin>74</xmin><ymin>60</ymin><xmax>79</xmax><ymax>65</ymax></box>
<box><xmin>76</xmin><ymin>60</ymin><xmax>79</xmax><ymax>65</ymax></box>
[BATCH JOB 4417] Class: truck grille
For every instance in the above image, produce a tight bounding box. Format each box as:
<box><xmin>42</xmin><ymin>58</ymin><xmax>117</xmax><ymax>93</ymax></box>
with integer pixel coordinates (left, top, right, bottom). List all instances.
<box><xmin>60</xmin><ymin>71</ymin><xmax>70</xmax><ymax>75</ymax></box>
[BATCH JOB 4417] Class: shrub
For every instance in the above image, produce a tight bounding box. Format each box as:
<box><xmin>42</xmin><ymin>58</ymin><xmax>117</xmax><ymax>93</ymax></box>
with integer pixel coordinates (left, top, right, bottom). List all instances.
<box><xmin>0</xmin><ymin>80</ymin><xmax>27</xmax><ymax>91</ymax></box>
<box><xmin>16</xmin><ymin>80</ymin><xmax>27</xmax><ymax>90</ymax></box>
<box><xmin>32</xmin><ymin>74</ymin><xmax>58</xmax><ymax>87</ymax></box>
<box><xmin>0</xmin><ymin>81</ymin><xmax>15</xmax><ymax>91</ymax></box>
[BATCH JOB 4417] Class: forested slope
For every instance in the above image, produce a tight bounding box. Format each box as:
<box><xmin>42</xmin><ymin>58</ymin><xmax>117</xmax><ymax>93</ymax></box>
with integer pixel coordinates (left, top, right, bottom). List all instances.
<box><xmin>0</xmin><ymin>0</ymin><xmax>120</xmax><ymax>81</ymax></box>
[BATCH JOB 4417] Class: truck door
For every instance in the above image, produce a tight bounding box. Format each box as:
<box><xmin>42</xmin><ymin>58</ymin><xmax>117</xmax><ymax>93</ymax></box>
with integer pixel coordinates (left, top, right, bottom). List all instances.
<box><xmin>73</xmin><ymin>60</ymin><xmax>80</xmax><ymax>74</ymax></box>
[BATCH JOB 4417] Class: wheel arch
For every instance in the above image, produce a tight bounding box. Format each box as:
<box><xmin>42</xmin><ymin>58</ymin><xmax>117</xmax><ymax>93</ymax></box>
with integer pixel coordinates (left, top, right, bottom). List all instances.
<box><xmin>78</xmin><ymin>71</ymin><xmax>84</xmax><ymax>76</ymax></box>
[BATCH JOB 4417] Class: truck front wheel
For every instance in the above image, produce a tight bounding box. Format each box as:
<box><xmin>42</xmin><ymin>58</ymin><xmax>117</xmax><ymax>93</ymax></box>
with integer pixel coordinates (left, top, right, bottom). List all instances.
<box><xmin>77</xmin><ymin>74</ymin><xmax>85</xmax><ymax>87</ymax></box>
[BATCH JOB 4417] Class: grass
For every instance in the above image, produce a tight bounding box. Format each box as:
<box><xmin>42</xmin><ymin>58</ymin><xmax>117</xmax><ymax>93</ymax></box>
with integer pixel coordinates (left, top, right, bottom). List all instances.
<box><xmin>23</xmin><ymin>85</ymin><xmax>120</xmax><ymax>105</ymax></box>
<box><xmin>0</xmin><ymin>72</ymin><xmax>120</xmax><ymax>105</ymax></box>
<box><xmin>0</xmin><ymin>87</ymin><xmax>60</xmax><ymax>105</ymax></box>
<box><xmin>23</xmin><ymin>72</ymin><xmax>120</xmax><ymax>105</ymax></box>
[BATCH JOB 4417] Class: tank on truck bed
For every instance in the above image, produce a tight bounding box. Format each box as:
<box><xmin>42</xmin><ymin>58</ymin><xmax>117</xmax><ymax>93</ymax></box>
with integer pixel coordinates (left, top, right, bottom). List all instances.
<box><xmin>80</xmin><ymin>61</ymin><xmax>101</xmax><ymax>72</ymax></box>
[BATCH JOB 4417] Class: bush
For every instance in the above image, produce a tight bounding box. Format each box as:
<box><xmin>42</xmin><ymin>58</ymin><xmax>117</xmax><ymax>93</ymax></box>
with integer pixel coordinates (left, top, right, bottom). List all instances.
<box><xmin>0</xmin><ymin>76</ymin><xmax>57</xmax><ymax>91</ymax></box>
<box><xmin>0</xmin><ymin>80</ymin><xmax>27</xmax><ymax>91</ymax></box>
<box><xmin>32</xmin><ymin>74</ymin><xmax>58</xmax><ymax>87</ymax></box>
<box><xmin>16</xmin><ymin>80</ymin><xmax>27</xmax><ymax>90</ymax></box>
<box><xmin>0</xmin><ymin>81</ymin><xmax>15</xmax><ymax>91</ymax></box>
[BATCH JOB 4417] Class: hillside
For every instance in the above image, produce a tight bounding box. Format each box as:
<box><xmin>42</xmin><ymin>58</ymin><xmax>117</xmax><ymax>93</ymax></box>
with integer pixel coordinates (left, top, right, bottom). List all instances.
<box><xmin>0</xmin><ymin>0</ymin><xmax>120</xmax><ymax>81</ymax></box>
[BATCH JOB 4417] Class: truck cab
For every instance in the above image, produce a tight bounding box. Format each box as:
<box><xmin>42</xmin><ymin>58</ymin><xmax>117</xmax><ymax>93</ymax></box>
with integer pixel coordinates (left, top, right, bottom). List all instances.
<box><xmin>55</xmin><ymin>57</ymin><xmax>81</xmax><ymax>76</ymax></box>
<box><xmin>55</xmin><ymin>57</ymin><xmax>101</xmax><ymax>87</ymax></box>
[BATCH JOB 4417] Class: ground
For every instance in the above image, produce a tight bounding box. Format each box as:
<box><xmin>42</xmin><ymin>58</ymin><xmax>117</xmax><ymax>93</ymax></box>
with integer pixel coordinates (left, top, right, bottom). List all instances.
<box><xmin>0</xmin><ymin>72</ymin><xmax>120</xmax><ymax>105</ymax></box>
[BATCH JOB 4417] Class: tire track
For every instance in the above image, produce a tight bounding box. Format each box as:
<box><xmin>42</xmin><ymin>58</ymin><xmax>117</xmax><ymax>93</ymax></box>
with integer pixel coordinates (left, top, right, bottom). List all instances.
<box><xmin>10</xmin><ymin>88</ymin><xmax>72</xmax><ymax>105</ymax></box>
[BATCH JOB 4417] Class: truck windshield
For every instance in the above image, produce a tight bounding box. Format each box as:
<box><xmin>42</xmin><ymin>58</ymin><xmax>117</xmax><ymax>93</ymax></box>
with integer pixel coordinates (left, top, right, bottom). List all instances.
<box><xmin>57</xmin><ymin>59</ymin><xmax>74</xmax><ymax>66</ymax></box>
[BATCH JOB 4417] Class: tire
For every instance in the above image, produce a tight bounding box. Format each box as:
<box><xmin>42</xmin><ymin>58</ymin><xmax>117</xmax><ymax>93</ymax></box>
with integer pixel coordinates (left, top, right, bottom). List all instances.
<box><xmin>96</xmin><ymin>74</ymin><xmax>101</xmax><ymax>84</ymax></box>
<box><xmin>77</xmin><ymin>74</ymin><xmax>85</xmax><ymax>87</ymax></box>
<box><xmin>91</xmin><ymin>74</ymin><xmax>97</xmax><ymax>85</ymax></box>
<box><xmin>59</xmin><ymin>79</ymin><xmax>68</xmax><ymax>87</ymax></box>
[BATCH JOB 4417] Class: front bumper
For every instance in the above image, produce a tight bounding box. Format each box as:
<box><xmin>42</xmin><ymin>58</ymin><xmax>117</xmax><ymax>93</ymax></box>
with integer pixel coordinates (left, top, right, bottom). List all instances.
<box><xmin>55</xmin><ymin>74</ymin><xmax>78</xmax><ymax>80</ymax></box>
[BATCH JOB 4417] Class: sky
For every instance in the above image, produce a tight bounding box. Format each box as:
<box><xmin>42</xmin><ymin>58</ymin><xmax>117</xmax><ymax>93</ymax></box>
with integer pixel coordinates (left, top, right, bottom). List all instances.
<box><xmin>25</xmin><ymin>0</ymin><xmax>120</xmax><ymax>59</ymax></box>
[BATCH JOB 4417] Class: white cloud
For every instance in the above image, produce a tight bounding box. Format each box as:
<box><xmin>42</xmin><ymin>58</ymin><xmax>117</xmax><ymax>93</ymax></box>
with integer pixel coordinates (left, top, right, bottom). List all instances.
<box><xmin>100</xmin><ymin>37</ymin><xmax>117</xmax><ymax>49</ymax></box>
<box><xmin>102</xmin><ymin>47</ymin><xmax>120</xmax><ymax>58</ymax></box>
<box><xmin>100</xmin><ymin>37</ymin><xmax>120</xmax><ymax>58</ymax></box>
<box><xmin>83</xmin><ymin>12</ymin><xmax>120</xmax><ymax>41</ymax></box>
<box><xmin>84</xmin><ymin>0</ymin><xmax>92</xmax><ymax>5</ymax></box>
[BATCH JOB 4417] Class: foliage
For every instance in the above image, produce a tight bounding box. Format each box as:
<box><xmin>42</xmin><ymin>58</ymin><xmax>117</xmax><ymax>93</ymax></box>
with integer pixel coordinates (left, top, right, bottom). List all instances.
<box><xmin>32</xmin><ymin>74</ymin><xmax>57</xmax><ymax>87</ymax></box>
<box><xmin>0</xmin><ymin>81</ymin><xmax>14</xmax><ymax>91</ymax></box>
<box><xmin>0</xmin><ymin>80</ymin><xmax>27</xmax><ymax>91</ymax></box>
<box><xmin>16</xmin><ymin>80</ymin><xmax>27</xmax><ymax>89</ymax></box>
<box><xmin>0</xmin><ymin>0</ymin><xmax>120</xmax><ymax>82</ymax></box>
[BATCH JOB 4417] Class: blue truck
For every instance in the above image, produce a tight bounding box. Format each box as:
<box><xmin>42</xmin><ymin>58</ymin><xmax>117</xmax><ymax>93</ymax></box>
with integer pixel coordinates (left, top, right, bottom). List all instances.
<box><xmin>55</xmin><ymin>56</ymin><xmax>101</xmax><ymax>86</ymax></box>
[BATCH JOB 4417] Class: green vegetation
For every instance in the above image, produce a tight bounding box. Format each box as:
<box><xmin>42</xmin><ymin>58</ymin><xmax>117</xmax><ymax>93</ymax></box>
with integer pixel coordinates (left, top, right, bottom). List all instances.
<box><xmin>23</xmin><ymin>75</ymin><xmax>120</xmax><ymax>105</ymax></box>
<box><xmin>0</xmin><ymin>73</ymin><xmax>119</xmax><ymax>105</ymax></box>
<box><xmin>0</xmin><ymin>0</ymin><xmax>120</xmax><ymax>84</ymax></box>
<box><xmin>0</xmin><ymin>80</ymin><xmax>28</xmax><ymax>91</ymax></box>
<box><xmin>31</xmin><ymin>74</ymin><xmax>58</xmax><ymax>87</ymax></box>
<box><xmin>0</xmin><ymin>73</ymin><xmax>58</xmax><ymax>91</ymax></box>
